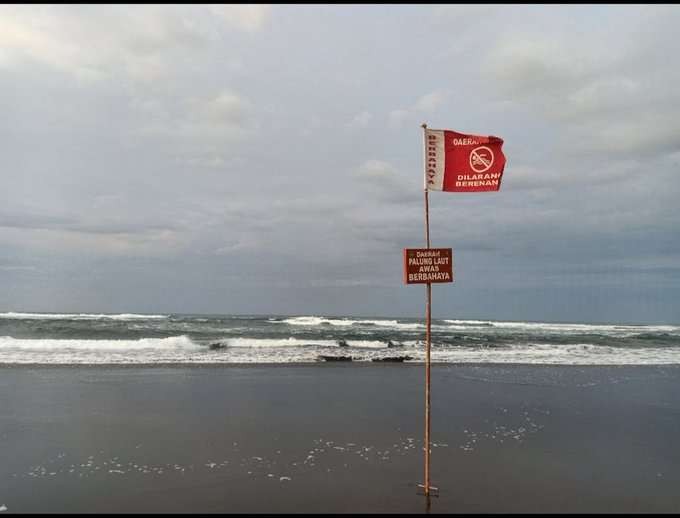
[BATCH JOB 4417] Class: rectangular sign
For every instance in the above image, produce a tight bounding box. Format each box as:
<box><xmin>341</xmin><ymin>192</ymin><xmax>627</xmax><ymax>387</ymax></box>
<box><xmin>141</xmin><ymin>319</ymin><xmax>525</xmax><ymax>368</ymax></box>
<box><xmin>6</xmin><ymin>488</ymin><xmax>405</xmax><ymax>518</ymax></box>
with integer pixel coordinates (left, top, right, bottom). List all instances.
<box><xmin>403</xmin><ymin>248</ymin><xmax>453</xmax><ymax>284</ymax></box>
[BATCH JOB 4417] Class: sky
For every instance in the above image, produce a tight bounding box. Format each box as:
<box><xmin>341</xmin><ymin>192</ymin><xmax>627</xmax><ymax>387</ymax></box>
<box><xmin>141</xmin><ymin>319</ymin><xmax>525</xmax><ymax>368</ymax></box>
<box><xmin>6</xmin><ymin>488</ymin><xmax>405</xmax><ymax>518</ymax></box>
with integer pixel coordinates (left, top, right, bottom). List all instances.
<box><xmin>1</xmin><ymin>4</ymin><xmax>679</xmax><ymax>324</ymax></box>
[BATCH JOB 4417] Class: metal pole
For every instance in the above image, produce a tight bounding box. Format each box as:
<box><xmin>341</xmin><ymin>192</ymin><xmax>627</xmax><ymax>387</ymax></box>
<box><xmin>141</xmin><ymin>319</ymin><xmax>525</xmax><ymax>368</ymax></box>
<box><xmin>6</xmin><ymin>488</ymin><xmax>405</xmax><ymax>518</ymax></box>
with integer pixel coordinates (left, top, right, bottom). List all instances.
<box><xmin>422</xmin><ymin>123</ymin><xmax>432</xmax><ymax>499</ymax></box>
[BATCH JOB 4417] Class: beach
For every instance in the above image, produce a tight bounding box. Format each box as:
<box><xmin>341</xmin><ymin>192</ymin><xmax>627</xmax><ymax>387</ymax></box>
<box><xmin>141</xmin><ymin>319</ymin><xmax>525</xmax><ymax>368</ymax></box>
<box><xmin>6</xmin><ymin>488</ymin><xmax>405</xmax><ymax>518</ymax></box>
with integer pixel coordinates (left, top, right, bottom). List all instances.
<box><xmin>3</xmin><ymin>3</ymin><xmax>679</xmax><ymax>514</ymax></box>
<box><xmin>1</xmin><ymin>364</ymin><xmax>679</xmax><ymax>513</ymax></box>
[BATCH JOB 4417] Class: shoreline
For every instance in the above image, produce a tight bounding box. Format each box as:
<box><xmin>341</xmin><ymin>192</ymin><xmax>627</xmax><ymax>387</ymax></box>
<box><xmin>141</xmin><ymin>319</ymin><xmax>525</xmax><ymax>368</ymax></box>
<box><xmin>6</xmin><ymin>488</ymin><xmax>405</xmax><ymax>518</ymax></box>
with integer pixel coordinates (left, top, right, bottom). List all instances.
<box><xmin>1</xmin><ymin>362</ymin><xmax>679</xmax><ymax>368</ymax></box>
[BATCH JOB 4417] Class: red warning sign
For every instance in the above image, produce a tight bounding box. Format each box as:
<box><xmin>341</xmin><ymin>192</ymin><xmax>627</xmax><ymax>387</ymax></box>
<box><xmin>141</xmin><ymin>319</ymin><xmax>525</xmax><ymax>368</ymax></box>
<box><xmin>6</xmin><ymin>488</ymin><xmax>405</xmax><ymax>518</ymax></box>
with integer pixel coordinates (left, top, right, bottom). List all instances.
<box><xmin>424</xmin><ymin>129</ymin><xmax>506</xmax><ymax>192</ymax></box>
<box><xmin>403</xmin><ymin>248</ymin><xmax>453</xmax><ymax>284</ymax></box>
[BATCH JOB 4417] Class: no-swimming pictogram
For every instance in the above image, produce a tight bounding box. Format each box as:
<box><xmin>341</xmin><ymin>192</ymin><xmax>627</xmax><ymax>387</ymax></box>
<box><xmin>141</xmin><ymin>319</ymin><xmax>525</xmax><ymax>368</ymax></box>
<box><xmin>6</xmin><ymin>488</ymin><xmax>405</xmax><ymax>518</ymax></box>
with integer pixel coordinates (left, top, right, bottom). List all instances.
<box><xmin>469</xmin><ymin>146</ymin><xmax>494</xmax><ymax>173</ymax></box>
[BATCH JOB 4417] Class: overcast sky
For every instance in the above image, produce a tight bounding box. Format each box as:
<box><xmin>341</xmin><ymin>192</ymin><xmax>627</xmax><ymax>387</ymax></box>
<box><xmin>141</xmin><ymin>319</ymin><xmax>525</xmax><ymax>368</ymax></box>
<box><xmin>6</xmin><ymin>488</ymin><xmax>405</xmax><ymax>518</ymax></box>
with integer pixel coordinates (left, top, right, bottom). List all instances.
<box><xmin>1</xmin><ymin>4</ymin><xmax>679</xmax><ymax>323</ymax></box>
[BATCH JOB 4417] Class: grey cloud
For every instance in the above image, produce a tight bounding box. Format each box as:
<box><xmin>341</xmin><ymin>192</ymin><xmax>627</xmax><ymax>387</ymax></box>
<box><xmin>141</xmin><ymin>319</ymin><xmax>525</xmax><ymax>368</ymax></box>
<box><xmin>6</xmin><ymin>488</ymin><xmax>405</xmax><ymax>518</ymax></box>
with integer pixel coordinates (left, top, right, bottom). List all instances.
<box><xmin>0</xmin><ymin>5</ymin><xmax>271</xmax><ymax>83</ymax></box>
<box><xmin>0</xmin><ymin>208</ymin><xmax>181</xmax><ymax>236</ymax></box>
<box><xmin>484</xmin><ymin>7</ymin><xmax>680</xmax><ymax>157</ymax></box>
<box><xmin>133</xmin><ymin>90</ymin><xmax>252</xmax><ymax>145</ymax></box>
<box><xmin>205</xmin><ymin>5</ymin><xmax>272</xmax><ymax>32</ymax></box>
<box><xmin>345</xmin><ymin>111</ymin><xmax>372</xmax><ymax>129</ymax></box>
<box><xmin>0</xmin><ymin>210</ymin><xmax>77</xmax><ymax>230</ymax></box>
<box><xmin>0</xmin><ymin>265</ymin><xmax>40</xmax><ymax>272</ymax></box>
<box><xmin>388</xmin><ymin>90</ymin><xmax>449</xmax><ymax>129</ymax></box>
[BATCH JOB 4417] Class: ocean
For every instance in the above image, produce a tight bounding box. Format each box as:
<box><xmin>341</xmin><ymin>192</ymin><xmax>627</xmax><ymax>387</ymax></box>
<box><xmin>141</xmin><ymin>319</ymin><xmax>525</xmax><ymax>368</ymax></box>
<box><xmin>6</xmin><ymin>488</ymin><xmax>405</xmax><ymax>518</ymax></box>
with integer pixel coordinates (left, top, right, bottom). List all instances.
<box><xmin>1</xmin><ymin>312</ymin><xmax>679</xmax><ymax>365</ymax></box>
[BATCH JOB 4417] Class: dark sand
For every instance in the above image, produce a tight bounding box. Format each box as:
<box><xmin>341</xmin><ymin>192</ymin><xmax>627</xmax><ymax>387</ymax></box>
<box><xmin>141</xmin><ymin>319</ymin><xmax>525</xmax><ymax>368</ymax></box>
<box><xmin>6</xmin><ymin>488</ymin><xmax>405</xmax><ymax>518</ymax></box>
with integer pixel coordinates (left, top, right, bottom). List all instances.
<box><xmin>1</xmin><ymin>364</ymin><xmax>679</xmax><ymax>513</ymax></box>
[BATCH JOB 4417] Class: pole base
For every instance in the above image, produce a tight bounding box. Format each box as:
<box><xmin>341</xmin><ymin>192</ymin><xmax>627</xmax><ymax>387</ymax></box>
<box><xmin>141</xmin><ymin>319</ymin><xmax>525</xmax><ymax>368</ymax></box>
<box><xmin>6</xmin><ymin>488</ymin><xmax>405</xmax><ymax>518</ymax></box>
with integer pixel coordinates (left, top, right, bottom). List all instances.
<box><xmin>416</xmin><ymin>484</ymin><xmax>440</xmax><ymax>497</ymax></box>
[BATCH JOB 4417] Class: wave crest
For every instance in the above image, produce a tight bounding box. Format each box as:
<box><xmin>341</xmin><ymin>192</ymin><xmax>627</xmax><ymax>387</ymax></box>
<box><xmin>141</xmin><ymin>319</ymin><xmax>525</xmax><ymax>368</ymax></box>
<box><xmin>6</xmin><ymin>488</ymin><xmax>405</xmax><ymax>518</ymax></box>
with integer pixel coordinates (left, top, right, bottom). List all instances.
<box><xmin>279</xmin><ymin>316</ymin><xmax>422</xmax><ymax>330</ymax></box>
<box><xmin>0</xmin><ymin>312</ymin><xmax>169</xmax><ymax>321</ymax></box>
<box><xmin>0</xmin><ymin>335</ymin><xmax>197</xmax><ymax>351</ymax></box>
<box><xmin>221</xmin><ymin>338</ymin><xmax>388</xmax><ymax>349</ymax></box>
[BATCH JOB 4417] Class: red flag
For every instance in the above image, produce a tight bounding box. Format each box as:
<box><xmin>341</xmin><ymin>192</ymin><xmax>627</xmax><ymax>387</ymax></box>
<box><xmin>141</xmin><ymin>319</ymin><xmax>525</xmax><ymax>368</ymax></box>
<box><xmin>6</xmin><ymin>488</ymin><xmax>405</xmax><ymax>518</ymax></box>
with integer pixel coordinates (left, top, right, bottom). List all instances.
<box><xmin>424</xmin><ymin>129</ymin><xmax>506</xmax><ymax>192</ymax></box>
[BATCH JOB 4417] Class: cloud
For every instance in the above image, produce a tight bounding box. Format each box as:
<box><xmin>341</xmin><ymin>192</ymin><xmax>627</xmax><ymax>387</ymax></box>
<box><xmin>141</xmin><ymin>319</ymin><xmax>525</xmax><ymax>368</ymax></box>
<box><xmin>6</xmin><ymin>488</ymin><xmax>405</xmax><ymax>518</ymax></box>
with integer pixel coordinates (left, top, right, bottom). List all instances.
<box><xmin>353</xmin><ymin>159</ymin><xmax>397</xmax><ymax>180</ymax></box>
<box><xmin>134</xmin><ymin>89</ymin><xmax>252</xmax><ymax>145</ymax></box>
<box><xmin>484</xmin><ymin>8</ymin><xmax>680</xmax><ymax>156</ymax></box>
<box><xmin>0</xmin><ymin>209</ymin><xmax>76</xmax><ymax>230</ymax></box>
<box><xmin>0</xmin><ymin>5</ymin><xmax>270</xmax><ymax>84</ymax></box>
<box><xmin>205</xmin><ymin>4</ymin><xmax>271</xmax><ymax>32</ymax></box>
<box><xmin>194</xmin><ymin>91</ymin><xmax>249</xmax><ymax>126</ymax></box>
<box><xmin>215</xmin><ymin>237</ymin><xmax>261</xmax><ymax>256</ymax></box>
<box><xmin>0</xmin><ymin>265</ymin><xmax>39</xmax><ymax>272</ymax></box>
<box><xmin>414</xmin><ymin>91</ymin><xmax>448</xmax><ymax>112</ymax></box>
<box><xmin>346</xmin><ymin>110</ymin><xmax>372</xmax><ymax>129</ymax></box>
<box><xmin>0</xmin><ymin>6</ymin><xmax>207</xmax><ymax>83</ymax></box>
<box><xmin>388</xmin><ymin>90</ymin><xmax>448</xmax><ymax>128</ymax></box>
<box><xmin>387</xmin><ymin>109</ymin><xmax>410</xmax><ymax>128</ymax></box>
<box><xmin>351</xmin><ymin>160</ymin><xmax>418</xmax><ymax>205</ymax></box>
<box><xmin>0</xmin><ymin>225</ymin><xmax>185</xmax><ymax>258</ymax></box>
<box><xmin>309</xmin><ymin>278</ymin><xmax>391</xmax><ymax>288</ymax></box>
<box><xmin>0</xmin><ymin>205</ymin><xmax>183</xmax><ymax>249</ymax></box>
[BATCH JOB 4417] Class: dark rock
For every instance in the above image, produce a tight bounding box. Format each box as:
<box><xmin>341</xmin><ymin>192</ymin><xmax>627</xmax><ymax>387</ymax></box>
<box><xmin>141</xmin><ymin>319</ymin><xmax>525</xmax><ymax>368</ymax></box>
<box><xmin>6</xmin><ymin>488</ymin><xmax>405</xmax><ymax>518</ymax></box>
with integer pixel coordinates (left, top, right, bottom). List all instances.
<box><xmin>371</xmin><ymin>356</ymin><xmax>413</xmax><ymax>363</ymax></box>
<box><xmin>318</xmin><ymin>355</ymin><xmax>353</xmax><ymax>362</ymax></box>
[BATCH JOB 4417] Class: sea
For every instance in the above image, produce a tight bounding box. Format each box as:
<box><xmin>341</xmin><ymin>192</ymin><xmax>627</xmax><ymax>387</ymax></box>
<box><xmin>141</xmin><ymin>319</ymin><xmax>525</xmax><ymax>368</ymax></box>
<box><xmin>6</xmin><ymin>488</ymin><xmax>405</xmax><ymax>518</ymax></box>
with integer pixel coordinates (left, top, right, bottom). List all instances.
<box><xmin>1</xmin><ymin>312</ymin><xmax>679</xmax><ymax>365</ymax></box>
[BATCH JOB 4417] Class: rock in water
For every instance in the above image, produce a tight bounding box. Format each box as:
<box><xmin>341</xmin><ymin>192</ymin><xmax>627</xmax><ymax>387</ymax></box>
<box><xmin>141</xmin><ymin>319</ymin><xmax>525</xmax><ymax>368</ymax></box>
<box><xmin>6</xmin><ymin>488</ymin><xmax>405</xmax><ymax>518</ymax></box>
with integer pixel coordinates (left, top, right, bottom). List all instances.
<box><xmin>318</xmin><ymin>355</ymin><xmax>353</xmax><ymax>362</ymax></box>
<box><xmin>372</xmin><ymin>356</ymin><xmax>413</xmax><ymax>363</ymax></box>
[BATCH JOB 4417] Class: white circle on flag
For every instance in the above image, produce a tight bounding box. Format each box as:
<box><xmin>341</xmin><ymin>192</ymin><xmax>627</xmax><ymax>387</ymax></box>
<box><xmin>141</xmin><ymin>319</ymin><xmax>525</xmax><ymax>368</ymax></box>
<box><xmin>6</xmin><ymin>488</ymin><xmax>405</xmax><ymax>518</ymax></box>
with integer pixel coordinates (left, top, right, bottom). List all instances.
<box><xmin>469</xmin><ymin>146</ymin><xmax>494</xmax><ymax>173</ymax></box>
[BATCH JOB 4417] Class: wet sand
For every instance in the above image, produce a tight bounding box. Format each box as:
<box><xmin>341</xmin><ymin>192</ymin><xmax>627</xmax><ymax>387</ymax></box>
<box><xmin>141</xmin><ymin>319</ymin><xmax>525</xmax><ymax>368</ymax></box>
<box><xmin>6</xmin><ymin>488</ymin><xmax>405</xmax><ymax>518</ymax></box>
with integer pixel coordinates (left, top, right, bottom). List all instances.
<box><xmin>1</xmin><ymin>364</ymin><xmax>679</xmax><ymax>513</ymax></box>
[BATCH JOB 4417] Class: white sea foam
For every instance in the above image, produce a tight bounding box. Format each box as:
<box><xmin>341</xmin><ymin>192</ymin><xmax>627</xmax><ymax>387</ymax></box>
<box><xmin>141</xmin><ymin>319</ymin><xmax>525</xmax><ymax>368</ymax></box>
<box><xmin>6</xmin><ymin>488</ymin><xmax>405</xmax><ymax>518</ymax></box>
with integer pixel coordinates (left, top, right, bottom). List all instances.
<box><xmin>280</xmin><ymin>315</ymin><xmax>422</xmax><ymax>330</ymax></box>
<box><xmin>0</xmin><ymin>335</ymin><xmax>198</xmax><ymax>351</ymax></box>
<box><xmin>442</xmin><ymin>319</ymin><xmax>680</xmax><ymax>334</ymax></box>
<box><xmin>2</xmin><ymin>340</ymin><xmax>680</xmax><ymax>365</ymax></box>
<box><xmin>396</xmin><ymin>342</ymin><xmax>680</xmax><ymax>365</ymax></box>
<box><xmin>225</xmin><ymin>337</ymin><xmax>339</xmax><ymax>348</ymax></box>
<box><xmin>346</xmin><ymin>340</ymin><xmax>389</xmax><ymax>349</ymax></box>
<box><xmin>2</xmin><ymin>314</ymin><xmax>679</xmax><ymax>364</ymax></box>
<box><xmin>0</xmin><ymin>335</ymin><xmax>203</xmax><ymax>364</ymax></box>
<box><xmin>210</xmin><ymin>341</ymin><xmax>680</xmax><ymax>365</ymax></box>
<box><xmin>0</xmin><ymin>312</ymin><xmax>169</xmax><ymax>320</ymax></box>
<box><xmin>280</xmin><ymin>316</ymin><xmax>318</xmax><ymax>325</ymax></box>
<box><xmin>362</xmin><ymin>320</ymin><xmax>423</xmax><ymax>330</ymax></box>
<box><xmin>224</xmin><ymin>338</ymin><xmax>388</xmax><ymax>349</ymax></box>
<box><xmin>281</xmin><ymin>316</ymin><xmax>354</xmax><ymax>327</ymax></box>
<box><xmin>443</xmin><ymin>319</ymin><xmax>496</xmax><ymax>326</ymax></box>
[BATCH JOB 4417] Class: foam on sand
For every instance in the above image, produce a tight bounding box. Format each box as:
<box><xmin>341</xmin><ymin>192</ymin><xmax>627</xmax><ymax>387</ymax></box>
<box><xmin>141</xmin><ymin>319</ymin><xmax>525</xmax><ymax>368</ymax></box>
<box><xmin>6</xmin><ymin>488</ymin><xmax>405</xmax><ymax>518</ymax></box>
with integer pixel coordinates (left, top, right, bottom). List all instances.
<box><xmin>404</xmin><ymin>342</ymin><xmax>680</xmax><ymax>365</ymax></box>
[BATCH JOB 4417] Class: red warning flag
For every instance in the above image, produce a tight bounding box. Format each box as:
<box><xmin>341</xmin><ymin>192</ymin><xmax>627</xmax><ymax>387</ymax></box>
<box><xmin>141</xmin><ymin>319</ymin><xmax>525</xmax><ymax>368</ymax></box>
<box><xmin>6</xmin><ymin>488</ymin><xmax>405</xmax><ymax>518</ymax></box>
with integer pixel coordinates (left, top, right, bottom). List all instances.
<box><xmin>424</xmin><ymin>129</ymin><xmax>506</xmax><ymax>192</ymax></box>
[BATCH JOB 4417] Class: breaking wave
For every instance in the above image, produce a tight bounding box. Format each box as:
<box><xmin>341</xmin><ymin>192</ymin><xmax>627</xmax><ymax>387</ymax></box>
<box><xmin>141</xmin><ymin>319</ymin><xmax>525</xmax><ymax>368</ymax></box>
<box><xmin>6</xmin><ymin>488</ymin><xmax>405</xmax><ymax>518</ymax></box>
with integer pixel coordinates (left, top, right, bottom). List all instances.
<box><xmin>442</xmin><ymin>319</ymin><xmax>680</xmax><ymax>334</ymax></box>
<box><xmin>1</xmin><ymin>313</ymin><xmax>678</xmax><ymax>365</ymax></box>
<box><xmin>0</xmin><ymin>312</ymin><xmax>169</xmax><ymax>321</ymax></box>
<box><xmin>278</xmin><ymin>316</ymin><xmax>422</xmax><ymax>330</ymax></box>
<box><xmin>216</xmin><ymin>338</ymin><xmax>388</xmax><ymax>349</ymax></box>
<box><xmin>0</xmin><ymin>335</ymin><xmax>198</xmax><ymax>351</ymax></box>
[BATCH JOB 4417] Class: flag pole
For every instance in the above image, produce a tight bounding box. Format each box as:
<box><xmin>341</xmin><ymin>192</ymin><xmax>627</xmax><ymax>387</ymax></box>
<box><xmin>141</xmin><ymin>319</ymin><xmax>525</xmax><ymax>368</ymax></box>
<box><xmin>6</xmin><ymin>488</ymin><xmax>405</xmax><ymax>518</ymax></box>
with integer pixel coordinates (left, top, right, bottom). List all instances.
<box><xmin>421</xmin><ymin>122</ymin><xmax>433</xmax><ymax>501</ymax></box>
